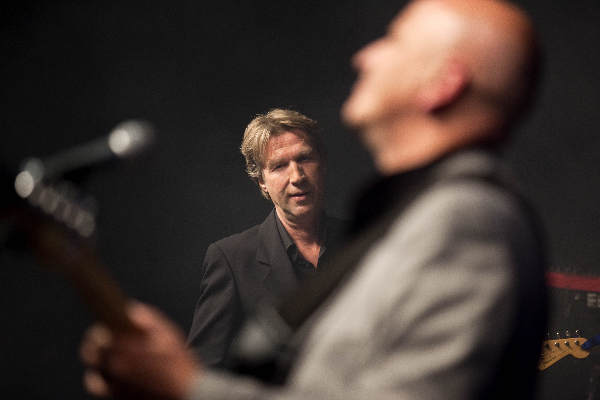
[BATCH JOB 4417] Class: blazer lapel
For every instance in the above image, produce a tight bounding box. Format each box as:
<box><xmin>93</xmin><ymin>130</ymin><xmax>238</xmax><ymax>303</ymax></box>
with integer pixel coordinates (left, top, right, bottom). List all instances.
<box><xmin>255</xmin><ymin>210</ymin><xmax>299</xmax><ymax>303</ymax></box>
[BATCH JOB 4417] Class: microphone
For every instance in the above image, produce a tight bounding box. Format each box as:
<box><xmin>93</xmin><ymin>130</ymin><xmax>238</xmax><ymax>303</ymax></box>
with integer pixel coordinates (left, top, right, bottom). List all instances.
<box><xmin>14</xmin><ymin>120</ymin><xmax>155</xmax><ymax>199</ymax></box>
<box><xmin>6</xmin><ymin>120</ymin><xmax>156</xmax><ymax>238</ymax></box>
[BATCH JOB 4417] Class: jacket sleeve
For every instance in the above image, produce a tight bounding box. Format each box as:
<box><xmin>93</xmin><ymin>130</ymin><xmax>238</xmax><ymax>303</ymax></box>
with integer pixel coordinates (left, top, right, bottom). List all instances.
<box><xmin>187</xmin><ymin>242</ymin><xmax>242</xmax><ymax>368</ymax></box>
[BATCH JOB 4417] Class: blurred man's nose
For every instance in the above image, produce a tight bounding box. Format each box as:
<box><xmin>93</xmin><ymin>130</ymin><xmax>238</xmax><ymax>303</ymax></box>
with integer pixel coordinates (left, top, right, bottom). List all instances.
<box><xmin>353</xmin><ymin>38</ymin><xmax>385</xmax><ymax>70</ymax></box>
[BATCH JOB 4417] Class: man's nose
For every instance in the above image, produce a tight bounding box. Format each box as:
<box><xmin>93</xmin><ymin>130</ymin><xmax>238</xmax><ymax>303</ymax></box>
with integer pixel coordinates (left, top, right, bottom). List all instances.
<box><xmin>353</xmin><ymin>38</ymin><xmax>384</xmax><ymax>70</ymax></box>
<box><xmin>289</xmin><ymin>162</ymin><xmax>305</xmax><ymax>183</ymax></box>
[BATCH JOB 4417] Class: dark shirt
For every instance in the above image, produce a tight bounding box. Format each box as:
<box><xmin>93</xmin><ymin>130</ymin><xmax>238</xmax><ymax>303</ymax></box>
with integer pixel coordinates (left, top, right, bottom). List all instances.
<box><xmin>274</xmin><ymin>212</ymin><xmax>327</xmax><ymax>282</ymax></box>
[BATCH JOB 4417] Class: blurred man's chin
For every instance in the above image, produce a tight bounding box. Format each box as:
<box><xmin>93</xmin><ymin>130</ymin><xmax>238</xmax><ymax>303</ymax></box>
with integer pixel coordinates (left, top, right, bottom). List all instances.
<box><xmin>341</xmin><ymin>99</ymin><xmax>364</xmax><ymax>128</ymax></box>
<box><xmin>342</xmin><ymin>91</ymin><xmax>380</xmax><ymax>129</ymax></box>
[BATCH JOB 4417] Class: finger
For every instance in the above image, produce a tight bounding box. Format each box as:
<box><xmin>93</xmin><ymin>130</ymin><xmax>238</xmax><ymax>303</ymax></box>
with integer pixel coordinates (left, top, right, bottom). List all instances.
<box><xmin>83</xmin><ymin>369</ymin><xmax>111</xmax><ymax>397</ymax></box>
<box><xmin>80</xmin><ymin>325</ymin><xmax>113</xmax><ymax>366</ymax></box>
<box><xmin>126</xmin><ymin>302</ymin><xmax>184</xmax><ymax>341</ymax></box>
<box><xmin>127</xmin><ymin>302</ymin><xmax>167</xmax><ymax>328</ymax></box>
<box><xmin>89</xmin><ymin>324</ymin><xmax>113</xmax><ymax>347</ymax></box>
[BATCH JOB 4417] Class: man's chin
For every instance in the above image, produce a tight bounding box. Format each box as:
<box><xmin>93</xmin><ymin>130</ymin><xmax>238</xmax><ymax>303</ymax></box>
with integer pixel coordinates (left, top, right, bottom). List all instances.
<box><xmin>341</xmin><ymin>97</ymin><xmax>372</xmax><ymax>129</ymax></box>
<box><xmin>286</xmin><ymin>205</ymin><xmax>317</xmax><ymax>220</ymax></box>
<box><xmin>341</xmin><ymin>99</ymin><xmax>359</xmax><ymax>127</ymax></box>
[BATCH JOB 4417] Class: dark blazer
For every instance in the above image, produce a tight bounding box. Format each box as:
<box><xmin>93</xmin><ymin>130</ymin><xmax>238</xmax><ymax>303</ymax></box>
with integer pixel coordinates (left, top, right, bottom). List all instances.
<box><xmin>186</xmin><ymin>210</ymin><xmax>345</xmax><ymax>367</ymax></box>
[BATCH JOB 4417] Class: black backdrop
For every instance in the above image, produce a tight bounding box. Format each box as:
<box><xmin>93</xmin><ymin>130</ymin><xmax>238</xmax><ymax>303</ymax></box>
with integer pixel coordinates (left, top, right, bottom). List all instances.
<box><xmin>1</xmin><ymin>1</ymin><xmax>599</xmax><ymax>398</ymax></box>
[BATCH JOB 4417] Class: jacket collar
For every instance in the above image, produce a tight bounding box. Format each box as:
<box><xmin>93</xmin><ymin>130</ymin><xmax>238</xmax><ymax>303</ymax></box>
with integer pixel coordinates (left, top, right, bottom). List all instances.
<box><xmin>255</xmin><ymin>209</ymin><xmax>299</xmax><ymax>302</ymax></box>
<box><xmin>350</xmin><ymin>146</ymin><xmax>508</xmax><ymax>234</ymax></box>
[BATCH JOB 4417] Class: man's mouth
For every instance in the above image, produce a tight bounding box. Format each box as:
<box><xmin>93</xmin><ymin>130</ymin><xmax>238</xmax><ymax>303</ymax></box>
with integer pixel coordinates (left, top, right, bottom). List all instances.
<box><xmin>289</xmin><ymin>191</ymin><xmax>309</xmax><ymax>198</ymax></box>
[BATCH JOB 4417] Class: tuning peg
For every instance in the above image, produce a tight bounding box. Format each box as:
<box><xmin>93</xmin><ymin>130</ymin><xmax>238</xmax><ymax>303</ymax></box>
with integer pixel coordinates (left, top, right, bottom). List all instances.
<box><xmin>551</xmin><ymin>331</ymin><xmax>560</xmax><ymax>347</ymax></box>
<box><xmin>565</xmin><ymin>329</ymin><xmax>571</xmax><ymax>338</ymax></box>
<box><xmin>573</xmin><ymin>330</ymin><xmax>582</xmax><ymax>345</ymax></box>
<box><xmin>21</xmin><ymin>178</ymin><xmax>97</xmax><ymax>238</ymax></box>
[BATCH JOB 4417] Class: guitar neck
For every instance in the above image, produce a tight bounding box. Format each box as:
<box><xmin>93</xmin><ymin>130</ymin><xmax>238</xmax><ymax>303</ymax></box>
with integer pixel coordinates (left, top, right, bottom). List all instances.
<box><xmin>582</xmin><ymin>334</ymin><xmax>600</xmax><ymax>351</ymax></box>
<box><xmin>30</xmin><ymin>218</ymin><xmax>137</xmax><ymax>333</ymax></box>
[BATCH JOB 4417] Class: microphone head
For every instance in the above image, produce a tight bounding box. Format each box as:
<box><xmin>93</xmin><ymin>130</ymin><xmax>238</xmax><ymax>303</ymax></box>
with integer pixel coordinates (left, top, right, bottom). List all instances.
<box><xmin>13</xmin><ymin>119</ymin><xmax>157</xmax><ymax>192</ymax></box>
<box><xmin>108</xmin><ymin>120</ymin><xmax>156</xmax><ymax>159</ymax></box>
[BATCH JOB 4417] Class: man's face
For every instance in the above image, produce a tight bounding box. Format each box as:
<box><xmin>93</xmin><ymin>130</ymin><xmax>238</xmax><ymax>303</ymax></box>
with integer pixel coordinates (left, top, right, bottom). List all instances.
<box><xmin>259</xmin><ymin>130</ymin><xmax>325</xmax><ymax>223</ymax></box>
<box><xmin>342</xmin><ymin>0</ymin><xmax>454</xmax><ymax>128</ymax></box>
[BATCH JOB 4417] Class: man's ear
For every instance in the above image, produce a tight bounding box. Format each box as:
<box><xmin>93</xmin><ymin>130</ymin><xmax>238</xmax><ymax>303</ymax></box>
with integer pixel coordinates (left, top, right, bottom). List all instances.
<box><xmin>258</xmin><ymin>177</ymin><xmax>267</xmax><ymax>194</ymax></box>
<box><xmin>416</xmin><ymin>59</ymin><xmax>470</xmax><ymax>113</ymax></box>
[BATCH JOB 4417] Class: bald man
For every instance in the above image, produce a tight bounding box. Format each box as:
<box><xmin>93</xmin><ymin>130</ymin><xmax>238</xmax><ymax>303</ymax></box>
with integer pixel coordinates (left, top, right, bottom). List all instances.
<box><xmin>79</xmin><ymin>1</ymin><xmax>547</xmax><ymax>399</ymax></box>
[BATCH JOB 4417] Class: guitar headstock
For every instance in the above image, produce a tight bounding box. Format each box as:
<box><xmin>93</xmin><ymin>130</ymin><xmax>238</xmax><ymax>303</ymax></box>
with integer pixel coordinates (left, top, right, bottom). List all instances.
<box><xmin>17</xmin><ymin>159</ymin><xmax>97</xmax><ymax>229</ymax></box>
<box><xmin>539</xmin><ymin>330</ymin><xmax>590</xmax><ymax>371</ymax></box>
<box><xmin>2</xmin><ymin>161</ymin><xmax>136</xmax><ymax>333</ymax></box>
<box><xmin>4</xmin><ymin>158</ymin><xmax>99</xmax><ymax>265</ymax></box>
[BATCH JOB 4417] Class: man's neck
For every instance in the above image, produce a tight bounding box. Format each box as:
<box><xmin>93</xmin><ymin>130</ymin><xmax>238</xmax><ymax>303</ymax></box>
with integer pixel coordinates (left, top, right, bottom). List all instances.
<box><xmin>276</xmin><ymin>208</ymin><xmax>323</xmax><ymax>268</ymax></box>
<box><xmin>276</xmin><ymin>208</ymin><xmax>321</xmax><ymax>246</ymax></box>
<box><xmin>363</xmin><ymin>115</ymin><xmax>493</xmax><ymax>175</ymax></box>
<box><xmin>361</xmin><ymin>118</ymin><xmax>441</xmax><ymax>175</ymax></box>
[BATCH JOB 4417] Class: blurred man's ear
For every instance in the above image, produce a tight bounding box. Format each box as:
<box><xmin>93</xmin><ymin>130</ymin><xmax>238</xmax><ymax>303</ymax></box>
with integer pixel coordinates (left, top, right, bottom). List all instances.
<box><xmin>416</xmin><ymin>59</ymin><xmax>470</xmax><ymax>113</ymax></box>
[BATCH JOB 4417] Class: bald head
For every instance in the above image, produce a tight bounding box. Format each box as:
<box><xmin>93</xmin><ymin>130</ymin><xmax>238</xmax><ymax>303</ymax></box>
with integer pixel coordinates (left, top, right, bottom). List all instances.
<box><xmin>430</xmin><ymin>0</ymin><xmax>539</xmax><ymax>117</ymax></box>
<box><xmin>342</xmin><ymin>0</ymin><xmax>539</xmax><ymax>174</ymax></box>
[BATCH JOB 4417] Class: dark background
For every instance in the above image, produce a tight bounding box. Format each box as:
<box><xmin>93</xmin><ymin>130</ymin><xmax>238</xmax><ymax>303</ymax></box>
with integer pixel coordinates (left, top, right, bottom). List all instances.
<box><xmin>1</xmin><ymin>0</ymin><xmax>598</xmax><ymax>398</ymax></box>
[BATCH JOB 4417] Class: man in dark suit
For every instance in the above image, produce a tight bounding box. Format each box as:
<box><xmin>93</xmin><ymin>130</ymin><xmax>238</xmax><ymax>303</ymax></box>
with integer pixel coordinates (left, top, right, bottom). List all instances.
<box><xmin>186</xmin><ymin>108</ymin><xmax>344</xmax><ymax>367</ymax></box>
